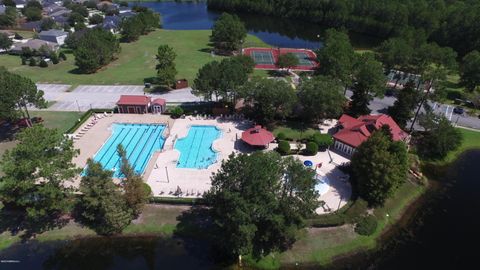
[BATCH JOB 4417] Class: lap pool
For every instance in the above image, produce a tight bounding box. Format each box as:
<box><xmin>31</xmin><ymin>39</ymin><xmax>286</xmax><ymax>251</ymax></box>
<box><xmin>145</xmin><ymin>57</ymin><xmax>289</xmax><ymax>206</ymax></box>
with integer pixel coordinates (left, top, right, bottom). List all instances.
<box><xmin>90</xmin><ymin>123</ymin><xmax>166</xmax><ymax>177</ymax></box>
<box><xmin>174</xmin><ymin>125</ymin><xmax>221</xmax><ymax>169</ymax></box>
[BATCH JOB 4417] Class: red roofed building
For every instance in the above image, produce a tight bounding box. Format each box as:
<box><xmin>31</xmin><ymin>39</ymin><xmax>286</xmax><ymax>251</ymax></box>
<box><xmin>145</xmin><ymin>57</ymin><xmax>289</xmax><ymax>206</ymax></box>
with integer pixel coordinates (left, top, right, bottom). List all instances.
<box><xmin>333</xmin><ymin>114</ymin><xmax>409</xmax><ymax>155</ymax></box>
<box><xmin>117</xmin><ymin>95</ymin><xmax>151</xmax><ymax>114</ymax></box>
<box><xmin>241</xmin><ymin>125</ymin><xmax>275</xmax><ymax>147</ymax></box>
<box><xmin>151</xmin><ymin>98</ymin><xmax>166</xmax><ymax>114</ymax></box>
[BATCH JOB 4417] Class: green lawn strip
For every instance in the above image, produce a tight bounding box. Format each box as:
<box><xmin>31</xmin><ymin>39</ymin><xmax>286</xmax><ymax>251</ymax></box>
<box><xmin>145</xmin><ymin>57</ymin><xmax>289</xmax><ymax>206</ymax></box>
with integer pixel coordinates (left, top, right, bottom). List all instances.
<box><xmin>0</xmin><ymin>233</ymin><xmax>21</xmax><ymax>250</ymax></box>
<box><xmin>272</xmin><ymin>123</ymin><xmax>318</xmax><ymax>141</ymax></box>
<box><xmin>29</xmin><ymin>111</ymin><xmax>83</xmax><ymax>133</ymax></box>
<box><xmin>1</xmin><ymin>30</ymin><xmax>269</xmax><ymax>85</ymax></box>
<box><xmin>440</xmin><ymin>128</ymin><xmax>480</xmax><ymax>164</ymax></box>
<box><xmin>245</xmin><ymin>182</ymin><xmax>426</xmax><ymax>269</ymax></box>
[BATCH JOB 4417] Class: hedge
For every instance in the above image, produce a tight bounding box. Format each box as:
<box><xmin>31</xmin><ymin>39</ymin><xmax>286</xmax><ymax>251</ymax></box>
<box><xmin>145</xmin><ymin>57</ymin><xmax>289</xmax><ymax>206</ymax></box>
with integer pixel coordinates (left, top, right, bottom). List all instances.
<box><xmin>277</xmin><ymin>140</ymin><xmax>290</xmax><ymax>155</ymax></box>
<box><xmin>305</xmin><ymin>142</ymin><xmax>319</xmax><ymax>155</ymax></box>
<box><xmin>149</xmin><ymin>196</ymin><xmax>206</xmax><ymax>205</ymax></box>
<box><xmin>355</xmin><ymin>215</ymin><xmax>378</xmax><ymax>236</ymax></box>
<box><xmin>307</xmin><ymin>198</ymin><xmax>368</xmax><ymax>227</ymax></box>
<box><xmin>65</xmin><ymin>108</ymin><xmax>113</xmax><ymax>134</ymax></box>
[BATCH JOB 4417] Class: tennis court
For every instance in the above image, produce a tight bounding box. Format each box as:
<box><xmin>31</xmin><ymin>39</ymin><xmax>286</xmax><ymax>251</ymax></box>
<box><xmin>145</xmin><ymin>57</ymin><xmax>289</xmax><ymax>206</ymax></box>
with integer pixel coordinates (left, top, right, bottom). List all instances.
<box><xmin>292</xmin><ymin>52</ymin><xmax>314</xmax><ymax>66</ymax></box>
<box><xmin>251</xmin><ymin>51</ymin><xmax>275</xmax><ymax>65</ymax></box>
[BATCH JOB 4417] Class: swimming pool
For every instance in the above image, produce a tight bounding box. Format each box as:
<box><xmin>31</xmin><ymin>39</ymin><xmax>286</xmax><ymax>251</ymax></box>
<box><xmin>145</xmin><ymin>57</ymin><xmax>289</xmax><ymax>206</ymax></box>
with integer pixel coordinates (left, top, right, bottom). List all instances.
<box><xmin>315</xmin><ymin>175</ymin><xmax>330</xmax><ymax>196</ymax></box>
<box><xmin>90</xmin><ymin>123</ymin><xmax>166</xmax><ymax>177</ymax></box>
<box><xmin>175</xmin><ymin>125</ymin><xmax>221</xmax><ymax>169</ymax></box>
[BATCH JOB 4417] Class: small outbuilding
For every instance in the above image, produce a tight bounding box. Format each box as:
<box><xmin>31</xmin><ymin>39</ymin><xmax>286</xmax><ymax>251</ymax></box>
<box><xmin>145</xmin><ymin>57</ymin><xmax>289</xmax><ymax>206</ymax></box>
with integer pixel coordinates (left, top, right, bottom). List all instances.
<box><xmin>151</xmin><ymin>98</ymin><xmax>167</xmax><ymax>114</ymax></box>
<box><xmin>38</xmin><ymin>30</ymin><xmax>68</xmax><ymax>45</ymax></box>
<box><xmin>241</xmin><ymin>125</ymin><xmax>275</xmax><ymax>148</ymax></box>
<box><xmin>117</xmin><ymin>95</ymin><xmax>151</xmax><ymax>114</ymax></box>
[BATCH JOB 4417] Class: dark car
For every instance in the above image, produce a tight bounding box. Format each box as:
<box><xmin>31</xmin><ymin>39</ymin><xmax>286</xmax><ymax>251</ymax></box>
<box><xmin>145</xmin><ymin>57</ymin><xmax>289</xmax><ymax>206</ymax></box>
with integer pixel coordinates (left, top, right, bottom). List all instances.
<box><xmin>453</xmin><ymin>106</ymin><xmax>464</xmax><ymax>115</ymax></box>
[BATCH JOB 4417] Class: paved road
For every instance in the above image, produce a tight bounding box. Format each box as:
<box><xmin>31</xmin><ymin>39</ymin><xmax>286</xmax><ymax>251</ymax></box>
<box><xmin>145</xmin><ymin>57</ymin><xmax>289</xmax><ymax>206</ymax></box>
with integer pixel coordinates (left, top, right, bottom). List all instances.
<box><xmin>35</xmin><ymin>84</ymin><xmax>202</xmax><ymax>112</ymax></box>
<box><xmin>346</xmin><ymin>90</ymin><xmax>480</xmax><ymax>130</ymax></box>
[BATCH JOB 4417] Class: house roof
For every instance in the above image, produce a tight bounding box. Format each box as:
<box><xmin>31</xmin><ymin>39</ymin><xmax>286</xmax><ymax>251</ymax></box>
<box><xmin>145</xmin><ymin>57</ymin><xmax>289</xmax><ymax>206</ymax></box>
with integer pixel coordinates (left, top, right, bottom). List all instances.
<box><xmin>333</xmin><ymin>114</ymin><xmax>408</xmax><ymax>147</ymax></box>
<box><xmin>38</xmin><ymin>30</ymin><xmax>68</xmax><ymax>37</ymax></box>
<box><xmin>241</xmin><ymin>125</ymin><xmax>275</xmax><ymax>146</ymax></box>
<box><xmin>152</xmin><ymin>98</ymin><xmax>166</xmax><ymax>106</ymax></box>
<box><xmin>20</xmin><ymin>21</ymin><xmax>42</xmax><ymax>31</ymax></box>
<box><xmin>117</xmin><ymin>95</ymin><xmax>151</xmax><ymax>106</ymax></box>
<box><xmin>0</xmin><ymin>30</ymin><xmax>14</xmax><ymax>37</ymax></box>
<box><xmin>11</xmin><ymin>39</ymin><xmax>58</xmax><ymax>51</ymax></box>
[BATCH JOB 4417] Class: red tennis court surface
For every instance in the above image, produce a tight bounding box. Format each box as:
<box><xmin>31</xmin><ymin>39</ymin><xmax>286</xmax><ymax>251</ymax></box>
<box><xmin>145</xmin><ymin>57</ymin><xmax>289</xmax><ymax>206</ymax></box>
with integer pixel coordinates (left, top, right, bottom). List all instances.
<box><xmin>242</xmin><ymin>47</ymin><xmax>319</xmax><ymax>71</ymax></box>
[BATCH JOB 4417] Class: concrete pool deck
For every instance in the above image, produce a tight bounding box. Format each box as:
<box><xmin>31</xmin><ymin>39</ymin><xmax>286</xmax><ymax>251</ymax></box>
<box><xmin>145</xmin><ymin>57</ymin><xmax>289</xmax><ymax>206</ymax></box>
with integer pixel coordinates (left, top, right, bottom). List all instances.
<box><xmin>71</xmin><ymin>114</ymin><xmax>351</xmax><ymax>215</ymax></box>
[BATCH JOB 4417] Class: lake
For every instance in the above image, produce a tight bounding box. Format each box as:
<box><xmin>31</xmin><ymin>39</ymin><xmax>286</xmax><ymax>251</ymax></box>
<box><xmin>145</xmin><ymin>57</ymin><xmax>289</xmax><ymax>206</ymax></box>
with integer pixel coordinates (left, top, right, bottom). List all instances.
<box><xmin>130</xmin><ymin>1</ymin><xmax>380</xmax><ymax>50</ymax></box>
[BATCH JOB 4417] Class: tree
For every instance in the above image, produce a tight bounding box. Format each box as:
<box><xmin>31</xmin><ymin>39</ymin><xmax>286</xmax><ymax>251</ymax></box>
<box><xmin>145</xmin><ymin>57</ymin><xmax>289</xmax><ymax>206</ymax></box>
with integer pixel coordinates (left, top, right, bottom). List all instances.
<box><xmin>0</xmin><ymin>6</ymin><xmax>17</xmax><ymax>28</ymax></box>
<box><xmin>377</xmin><ymin>37</ymin><xmax>414</xmax><ymax>72</ymax></box>
<box><xmin>350</xmin><ymin>128</ymin><xmax>408</xmax><ymax>206</ymax></box>
<box><xmin>76</xmin><ymin>159</ymin><xmax>133</xmax><ymax>235</ymax></box>
<box><xmin>230</xmin><ymin>55</ymin><xmax>255</xmax><ymax>74</ymax></box>
<box><xmin>239</xmin><ymin>77</ymin><xmax>296</xmax><ymax>124</ymax></box>
<box><xmin>211</xmin><ymin>13</ymin><xmax>246</xmax><ymax>52</ymax></box>
<box><xmin>68</xmin><ymin>12</ymin><xmax>85</xmax><ymax>27</ymax></box>
<box><xmin>22</xmin><ymin>1</ymin><xmax>43</xmax><ymax>21</ymax></box>
<box><xmin>205</xmin><ymin>152</ymin><xmax>318</xmax><ymax>261</ymax></box>
<box><xmin>118</xmin><ymin>145</ymin><xmax>148</xmax><ymax>218</ymax></box>
<box><xmin>0</xmin><ymin>33</ymin><xmax>13</xmax><ymax>51</ymax></box>
<box><xmin>40</xmin><ymin>17</ymin><xmax>57</xmax><ymax>31</ymax></box>
<box><xmin>387</xmin><ymin>81</ymin><xmax>420</xmax><ymax>128</ymax></box>
<box><xmin>316</xmin><ymin>29</ymin><xmax>356</xmax><ymax>91</ymax></box>
<box><xmin>193</xmin><ymin>60</ymin><xmax>221</xmax><ymax>101</ymax></box>
<box><xmin>155</xmin><ymin>44</ymin><xmax>177</xmax><ymax>87</ymax></box>
<box><xmin>121</xmin><ymin>16</ymin><xmax>143</xmax><ymax>42</ymax></box>
<box><xmin>0</xmin><ymin>126</ymin><xmax>79</xmax><ymax>234</ymax></box>
<box><xmin>0</xmin><ymin>68</ymin><xmax>46</xmax><ymax>122</ymax></box>
<box><xmin>417</xmin><ymin>116</ymin><xmax>463</xmax><ymax>160</ymax></box>
<box><xmin>88</xmin><ymin>14</ymin><xmax>104</xmax><ymax>25</ymax></box>
<box><xmin>136</xmin><ymin>10</ymin><xmax>161</xmax><ymax>33</ymax></box>
<box><xmin>69</xmin><ymin>3</ymin><xmax>88</xmax><ymax>18</ymax></box>
<box><xmin>349</xmin><ymin>53</ymin><xmax>386</xmax><ymax>117</ymax></box>
<box><xmin>276</xmin><ymin>53</ymin><xmax>299</xmax><ymax>71</ymax></box>
<box><xmin>298</xmin><ymin>76</ymin><xmax>346</xmax><ymax>122</ymax></box>
<box><xmin>73</xmin><ymin>28</ymin><xmax>120</xmax><ymax>73</ymax></box>
<box><xmin>460</xmin><ymin>50</ymin><xmax>480</xmax><ymax>92</ymax></box>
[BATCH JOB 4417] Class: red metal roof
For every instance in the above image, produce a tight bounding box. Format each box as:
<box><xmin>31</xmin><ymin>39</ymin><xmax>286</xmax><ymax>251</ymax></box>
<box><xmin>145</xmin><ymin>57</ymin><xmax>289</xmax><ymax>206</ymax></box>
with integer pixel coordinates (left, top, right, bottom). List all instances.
<box><xmin>152</xmin><ymin>98</ymin><xmax>166</xmax><ymax>106</ymax></box>
<box><xmin>333</xmin><ymin>114</ymin><xmax>408</xmax><ymax>147</ymax></box>
<box><xmin>117</xmin><ymin>95</ymin><xmax>151</xmax><ymax>106</ymax></box>
<box><xmin>241</xmin><ymin>125</ymin><xmax>275</xmax><ymax>146</ymax></box>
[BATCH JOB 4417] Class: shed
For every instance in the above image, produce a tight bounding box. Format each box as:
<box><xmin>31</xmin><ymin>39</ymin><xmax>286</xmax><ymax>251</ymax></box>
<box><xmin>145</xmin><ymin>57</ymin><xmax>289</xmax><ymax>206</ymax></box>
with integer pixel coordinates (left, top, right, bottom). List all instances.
<box><xmin>151</xmin><ymin>98</ymin><xmax>167</xmax><ymax>114</ymax></box>
<box><xmin>241</xmin><ymin>125</ymin><xmax>275</xmax><ymax>147</ymax></box>
<box><xmin>117</xmin><ymin>95</ymin><xmax>151</xmax><ymax>114</ymax></box>
<box><xmin>175</xmin><ymin>79</ymin><xmax>188</xmax><ymax>89</ymax></box>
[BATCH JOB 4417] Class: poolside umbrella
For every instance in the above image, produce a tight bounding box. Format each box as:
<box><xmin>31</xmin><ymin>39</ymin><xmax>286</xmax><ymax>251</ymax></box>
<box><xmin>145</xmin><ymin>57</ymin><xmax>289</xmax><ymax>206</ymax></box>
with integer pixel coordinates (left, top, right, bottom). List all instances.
<box><xmin>241</xmin><ymin>125</ymin><xmax>274</xmax><ymax>147</ymax></box>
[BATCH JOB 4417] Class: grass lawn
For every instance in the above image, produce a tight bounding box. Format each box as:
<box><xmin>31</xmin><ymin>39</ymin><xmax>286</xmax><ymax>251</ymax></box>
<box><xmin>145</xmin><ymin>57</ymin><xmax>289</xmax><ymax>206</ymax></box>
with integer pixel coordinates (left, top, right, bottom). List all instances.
<box><xmin>29</xmin><ymin>111</ymin><xmax>83</xmax><ymax>133</ymax></box>
<box><xmin>272</xmin><ymin>122</ymin><xmax>318</xmax><ymax>141</ymax></box>
<box><xmin>441</xmin><ymin>128</ymin><xmax>480</xmax><ymax>163</ymax></box>
<box><xmin>1</xmin><ymin>30</ymin><xmax>269</xmax><ymax>85</ymax></box>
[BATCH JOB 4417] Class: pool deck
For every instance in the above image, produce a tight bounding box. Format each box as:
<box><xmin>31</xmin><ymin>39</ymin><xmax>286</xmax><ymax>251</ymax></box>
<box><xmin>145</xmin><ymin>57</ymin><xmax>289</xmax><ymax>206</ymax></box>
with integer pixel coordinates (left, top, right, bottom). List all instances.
<box><xmin>71</xmin><ymin>114</ymin><xmax>351</xmax><ymax>215</ymax></box>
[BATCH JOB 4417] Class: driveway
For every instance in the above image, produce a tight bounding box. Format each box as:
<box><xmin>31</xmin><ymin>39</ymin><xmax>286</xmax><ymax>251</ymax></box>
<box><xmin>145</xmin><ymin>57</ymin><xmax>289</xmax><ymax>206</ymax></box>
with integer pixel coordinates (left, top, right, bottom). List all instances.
<box><xmin>35</xmin><ymin>84</ymin><xmax>202</xmax><ymax>112</ymax></box>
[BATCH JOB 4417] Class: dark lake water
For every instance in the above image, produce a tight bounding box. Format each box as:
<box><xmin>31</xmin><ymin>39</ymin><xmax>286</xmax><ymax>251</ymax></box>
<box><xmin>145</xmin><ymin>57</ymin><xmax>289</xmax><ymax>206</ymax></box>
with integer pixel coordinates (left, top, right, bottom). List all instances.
<box><xmin>130</xmin><ymin>1</ymin><xmax>380</xmax><ymax>49</ymax></box>
<box><xmin>1</xmin><ymin>150</ymin><xmax>478</xmax><ymax>269</ymax></box>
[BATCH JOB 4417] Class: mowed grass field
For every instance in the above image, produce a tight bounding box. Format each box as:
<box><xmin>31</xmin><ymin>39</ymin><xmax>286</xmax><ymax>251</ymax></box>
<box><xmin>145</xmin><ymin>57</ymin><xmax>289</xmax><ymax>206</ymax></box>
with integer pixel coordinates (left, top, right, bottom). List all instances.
<box><xmin>0</xmin><ymin>30</ymin><xmax>269</xmax><ymax>85</ymax></box>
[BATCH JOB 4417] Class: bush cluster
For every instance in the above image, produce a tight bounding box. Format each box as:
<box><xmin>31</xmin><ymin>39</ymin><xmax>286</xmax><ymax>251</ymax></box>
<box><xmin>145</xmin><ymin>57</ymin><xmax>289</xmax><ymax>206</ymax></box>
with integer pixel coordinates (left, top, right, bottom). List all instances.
<box><xmin>305</xmin><ymin>142</ymin><xmax>318</xmax><ymax>155</ymax></box>
<box><xmin>277</xmin><ymin>140</ymin><xmax>290</xmax><ymax>155</ymax></box>
<box><xmin>354</xmin><ymin>215</ymin><xmax>378</xmax><ymax>236</ymax></box>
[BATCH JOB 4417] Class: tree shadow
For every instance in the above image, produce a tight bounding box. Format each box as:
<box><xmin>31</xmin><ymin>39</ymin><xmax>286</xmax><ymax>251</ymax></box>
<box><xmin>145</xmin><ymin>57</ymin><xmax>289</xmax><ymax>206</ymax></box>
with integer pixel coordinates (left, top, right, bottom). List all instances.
<box><xmin>198</xmin><ymin>48</ymin><xmax>213</xmax><ymax>54</ymax></box>
<box><xmin>0</xmin><ymin>208</ymin><xmax>69</xmax><ymax>241</ymax></box>
<box><xmin>0</xmin><ymin>121</ymin><xmax>20</xmax><ymax>142</ymax></box>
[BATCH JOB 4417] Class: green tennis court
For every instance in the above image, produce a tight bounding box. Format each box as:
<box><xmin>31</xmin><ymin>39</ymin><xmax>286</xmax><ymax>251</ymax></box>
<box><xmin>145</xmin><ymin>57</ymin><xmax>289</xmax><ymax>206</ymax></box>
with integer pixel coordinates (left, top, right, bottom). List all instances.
<box><xmin>252</xmin><ymin>51</ymin><xmax>275</xmax><ymax>65</ymax></box>
<box><xmin>292</xmin><ymin>52</ymin><xmax>314</xmax><ymax>66</ymax></box>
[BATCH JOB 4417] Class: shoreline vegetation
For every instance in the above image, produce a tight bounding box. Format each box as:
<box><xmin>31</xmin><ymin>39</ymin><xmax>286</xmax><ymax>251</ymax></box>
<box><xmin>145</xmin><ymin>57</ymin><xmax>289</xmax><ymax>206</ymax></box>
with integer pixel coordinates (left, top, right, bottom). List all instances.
<box><xmin>1</xmin><ymin>128</ymin><xmax>479</xmax><ymax>268</ymax></box>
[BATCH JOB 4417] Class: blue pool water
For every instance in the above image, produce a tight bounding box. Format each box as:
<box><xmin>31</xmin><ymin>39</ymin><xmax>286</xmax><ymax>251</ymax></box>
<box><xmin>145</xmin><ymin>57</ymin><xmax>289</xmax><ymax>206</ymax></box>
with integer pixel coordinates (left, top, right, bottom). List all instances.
<box><xmin>315</xmin><ymin>175</ymin><xmax>330</xmax><ymax>196</ymax></box>
<box><xmin>175</xmin><ymin>126</ymin><xmax>221</xmax><ymax>169</ymax></box>
<box><xmin>90</xmin><ymin>123</ymin><xmax>166</xmax><ymax>177</ymax></box>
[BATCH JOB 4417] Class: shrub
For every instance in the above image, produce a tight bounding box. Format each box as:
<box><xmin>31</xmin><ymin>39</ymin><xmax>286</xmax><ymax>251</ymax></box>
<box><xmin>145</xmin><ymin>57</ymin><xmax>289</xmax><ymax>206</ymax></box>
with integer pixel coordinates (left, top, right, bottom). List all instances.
<box><xmin>59</xmin><ymin>52</ymin><xmax>67</xmax><ymax>61</ymax></box>
<box><xmin>277</xmin><ymin>140</ymin><xmax>290</xmax><ymax>155</ymax></box>
<box><xmin>21</xmin><ymin>57</ymin><xmax>27</xmax><ymax>65</ymax></box>
<box><xmin>143</xmin><ymin>183</ymin><xmax>152</xmax><ymax>198</ymax></box>
<box><xmin>276</xmin><ymin>132</ymin><xmax>286</xmax><ymax>141</ymax></box>
<box><xmin>355</xmin><ymin>215</ymin><xmax>378</xmax><ymax>236</ymax></box>
<box><xmin>39</xmin><ymin>59</ymin><xmax>48</xmax><ymax>67</ymax></box>
<box><xmin>50</xmin><ymin>53</ymin><xmax>59</xmax><ymax>64</ymax></box>
<box><xmin>29</xmin><ymin>57</ymin><xmax>37</xmax><ymax>66</ymax></box>
<box><xmin>311</xmin><ymin>133</ymin><xmax>333</xmax><ymax>150</ymax></box>
<box><xmin>305</xmin><ymin>142</ymin><xmax>318</xmax><ymax>156</ymax></box>
<box><xmin>170</xmin><ymin>106</ymin><xmax>184</xmax><ymax>119</ymax></box>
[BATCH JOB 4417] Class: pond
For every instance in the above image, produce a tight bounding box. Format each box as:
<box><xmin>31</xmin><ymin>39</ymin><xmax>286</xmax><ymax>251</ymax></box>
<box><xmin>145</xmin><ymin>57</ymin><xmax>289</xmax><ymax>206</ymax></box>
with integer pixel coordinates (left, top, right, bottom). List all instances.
<box><xmin>131</xmin><ymin>1</ymin><xmax>380</xmax><ymax>49</ymax></box>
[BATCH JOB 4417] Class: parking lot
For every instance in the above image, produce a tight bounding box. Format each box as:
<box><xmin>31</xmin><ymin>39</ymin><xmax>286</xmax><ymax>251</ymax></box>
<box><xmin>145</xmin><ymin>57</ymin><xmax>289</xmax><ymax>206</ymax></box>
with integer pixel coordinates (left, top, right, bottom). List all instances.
<box><xmin>33</xmin><ymin>84</ymin><xmax>201</xmax><ymax>112</ymax></box>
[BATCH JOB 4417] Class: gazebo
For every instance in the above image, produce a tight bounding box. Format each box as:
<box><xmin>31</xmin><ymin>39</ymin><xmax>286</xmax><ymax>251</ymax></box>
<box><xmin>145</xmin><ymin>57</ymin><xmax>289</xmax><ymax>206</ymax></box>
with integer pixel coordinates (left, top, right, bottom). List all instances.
<box><xmin>241</xmin><ymin>125</ymin><xmax>274</xmax><ymax>147</ymax></box>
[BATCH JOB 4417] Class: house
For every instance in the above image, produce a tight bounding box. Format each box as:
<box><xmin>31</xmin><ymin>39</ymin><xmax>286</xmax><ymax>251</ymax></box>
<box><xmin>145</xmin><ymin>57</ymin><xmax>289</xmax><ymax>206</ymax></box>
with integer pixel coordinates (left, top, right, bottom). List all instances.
<box><xmin>117</xmin><ymin>95</ymin><xmax>152</xmax><ymax>114</ymax></box>
<box><xmin>38</xmin><ymin>29</ymin><xmax>68</xmax><ymax>45</ymax></box>
<box><xmin>0</xmin><ymin>30</ymin><xmax>15</xmax><ymax>39</ymax></box>
<box><xmin>49</xmin><ymin>8</ymin><xmax>71</xmax><ymax>18</ymax></box>
<box><xmin>119</xmin><ymin>7</ymin><xmax>132</xmax><ymax>14</ymax></box>
<box><xmin>51</xmin><ymin>15</ymin><xmax>69</xmax><ymax>27</ymax></box>
<box><xmin>151</xmin><ymin>98</ymin><xmax>166</xmax><ymax>114</ymax></box>
<box><xmin>14</xmin><ymin>0</ymin><xmax>26</xmax><ymax>9</ymax></box>
<box><xmin>102</xmin><ymin>15</ymin><xmax>121</xmax><ymax>33</ymax></box>
<box><xmin>10</xmin><ymin>39</ymin><xmax>59</xmax><ymax>54</ymax></box>
<box><xmin>97</xmin><ymin>1</ymin><xmax>119</xmax><ymax>11</ymax></box>
<box><xmin>332</xmin><ymin>114</ymin><xmax>408</xmax><ymax>156</ymax></box>
<box><xmin>20</xmin><ymin>21</ymin><xmax>42</xmax><ymax>32</ymax></box>
<box><xmin>119</xmin><ymin>11</ymin><xmax>135</xmax><ymax>19</ymax></box>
